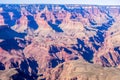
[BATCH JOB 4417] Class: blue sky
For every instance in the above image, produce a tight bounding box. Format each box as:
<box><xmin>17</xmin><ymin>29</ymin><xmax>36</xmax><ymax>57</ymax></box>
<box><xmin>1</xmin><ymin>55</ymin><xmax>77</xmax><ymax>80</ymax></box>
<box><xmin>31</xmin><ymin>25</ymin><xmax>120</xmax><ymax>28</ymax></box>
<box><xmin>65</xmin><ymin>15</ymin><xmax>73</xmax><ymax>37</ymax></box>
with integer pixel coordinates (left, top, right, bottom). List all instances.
<box><xmin>0</xmin><ymin>0</ymin><xmax>120</xmax><ymax>5</ymax></box>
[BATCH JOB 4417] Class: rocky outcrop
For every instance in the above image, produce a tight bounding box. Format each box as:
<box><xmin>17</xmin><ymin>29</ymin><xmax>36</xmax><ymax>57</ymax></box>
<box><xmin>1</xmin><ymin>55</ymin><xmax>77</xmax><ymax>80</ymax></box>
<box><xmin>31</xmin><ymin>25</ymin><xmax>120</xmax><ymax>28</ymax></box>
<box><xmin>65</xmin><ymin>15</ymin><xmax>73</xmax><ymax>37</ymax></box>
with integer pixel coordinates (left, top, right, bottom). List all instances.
<box><xmin>0</xmin><ymin>68</ymin><xmax>18</xmax><ymax>80</ymax></box>
<box><xmin>46</xmin><ymin>60</ymin><xmax>120</xmax><ymax>80</ymax></box>
<box><xmin>1</xmin><ymin>60</ymin><xmax>120</xmax><ymax>80</ymax></box>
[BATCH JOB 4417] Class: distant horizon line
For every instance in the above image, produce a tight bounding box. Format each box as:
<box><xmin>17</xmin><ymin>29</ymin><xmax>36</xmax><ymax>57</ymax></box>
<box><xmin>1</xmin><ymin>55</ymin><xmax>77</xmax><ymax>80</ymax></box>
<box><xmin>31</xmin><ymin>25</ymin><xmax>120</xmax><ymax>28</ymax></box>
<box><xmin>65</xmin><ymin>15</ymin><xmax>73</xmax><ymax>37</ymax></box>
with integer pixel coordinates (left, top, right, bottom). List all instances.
<box><xmin>0</xmin><ymin>3</ymin><xmax>120</xmax><ymax>6</ymax></box>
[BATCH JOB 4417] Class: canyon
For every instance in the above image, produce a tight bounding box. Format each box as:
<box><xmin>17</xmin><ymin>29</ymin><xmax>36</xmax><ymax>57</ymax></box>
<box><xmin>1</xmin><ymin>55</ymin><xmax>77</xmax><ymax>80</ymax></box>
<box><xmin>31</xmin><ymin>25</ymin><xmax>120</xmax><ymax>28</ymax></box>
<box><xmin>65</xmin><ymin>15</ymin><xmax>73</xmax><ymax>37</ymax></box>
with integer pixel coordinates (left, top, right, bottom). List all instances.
<box><xmin>0</xmin><ymin>4</ymin><xmax>120</xmax><ymax>80</ymax></box>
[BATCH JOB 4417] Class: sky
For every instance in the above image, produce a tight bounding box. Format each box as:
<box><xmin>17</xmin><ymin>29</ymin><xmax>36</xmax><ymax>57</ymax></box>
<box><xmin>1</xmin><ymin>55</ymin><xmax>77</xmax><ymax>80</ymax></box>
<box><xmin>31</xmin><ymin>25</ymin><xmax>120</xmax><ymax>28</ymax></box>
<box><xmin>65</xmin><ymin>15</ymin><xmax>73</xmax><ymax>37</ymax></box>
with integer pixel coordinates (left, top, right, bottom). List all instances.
<box><xmin>0</xmin><ymin>0</ymin><xmax>120</xmax><ymax>5</ymax></box>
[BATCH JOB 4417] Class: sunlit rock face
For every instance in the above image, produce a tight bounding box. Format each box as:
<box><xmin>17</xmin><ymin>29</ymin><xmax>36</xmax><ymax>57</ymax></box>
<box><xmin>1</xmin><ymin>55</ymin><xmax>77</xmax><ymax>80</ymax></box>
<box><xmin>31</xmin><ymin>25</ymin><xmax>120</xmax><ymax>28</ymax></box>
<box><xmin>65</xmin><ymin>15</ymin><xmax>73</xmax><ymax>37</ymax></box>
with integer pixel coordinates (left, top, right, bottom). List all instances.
<box><xmin>0</xmin><ymin>68</ymin><xmax>18</xmax><ymax>80</ymax></box>
<box><xmin>0</xmin><ymin>14</ymin><xmax>4</xmax><ymax>25</ymax></box>
<box><xmin>93</xmin><ymin>17</ymin><xmax>120</xmax><ymax>67</ymax></box>
<box><xmin>46</xmin><ymin>60</ymin><xmax>120</xmax><ymax>80</ymax></box>
<box><xmin>0</xmin><ymin>4</ymin><xmax>120</xmax><ymax>79</ymax></box>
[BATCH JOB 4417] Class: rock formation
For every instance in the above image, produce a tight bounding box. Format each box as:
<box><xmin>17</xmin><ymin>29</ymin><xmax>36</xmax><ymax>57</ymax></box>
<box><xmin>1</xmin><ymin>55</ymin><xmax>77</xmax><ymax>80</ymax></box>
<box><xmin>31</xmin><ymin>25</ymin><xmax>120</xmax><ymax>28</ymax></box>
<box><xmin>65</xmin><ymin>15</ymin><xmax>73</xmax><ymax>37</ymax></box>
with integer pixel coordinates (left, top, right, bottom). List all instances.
<box><xmin>0</xmin><ymin>4</ymin><xmax>120</xmax><ymax>80</ymax></box>
<box><xmin>46</xmin><ymin>60</ymin><xmax>120</xmax><ymax>80</ymax></box>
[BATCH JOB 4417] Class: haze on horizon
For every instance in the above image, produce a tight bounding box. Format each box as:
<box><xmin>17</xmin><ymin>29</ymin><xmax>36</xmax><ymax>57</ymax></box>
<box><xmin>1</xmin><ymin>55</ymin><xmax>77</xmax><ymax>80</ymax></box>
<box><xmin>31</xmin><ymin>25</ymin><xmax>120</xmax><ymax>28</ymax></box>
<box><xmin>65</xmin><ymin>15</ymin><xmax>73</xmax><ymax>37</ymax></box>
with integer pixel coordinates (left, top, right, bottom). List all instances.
<box><xmin>0</xmin><ymin>0</ymin><xmax>120</xmax><ymax>5</ymax></box>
